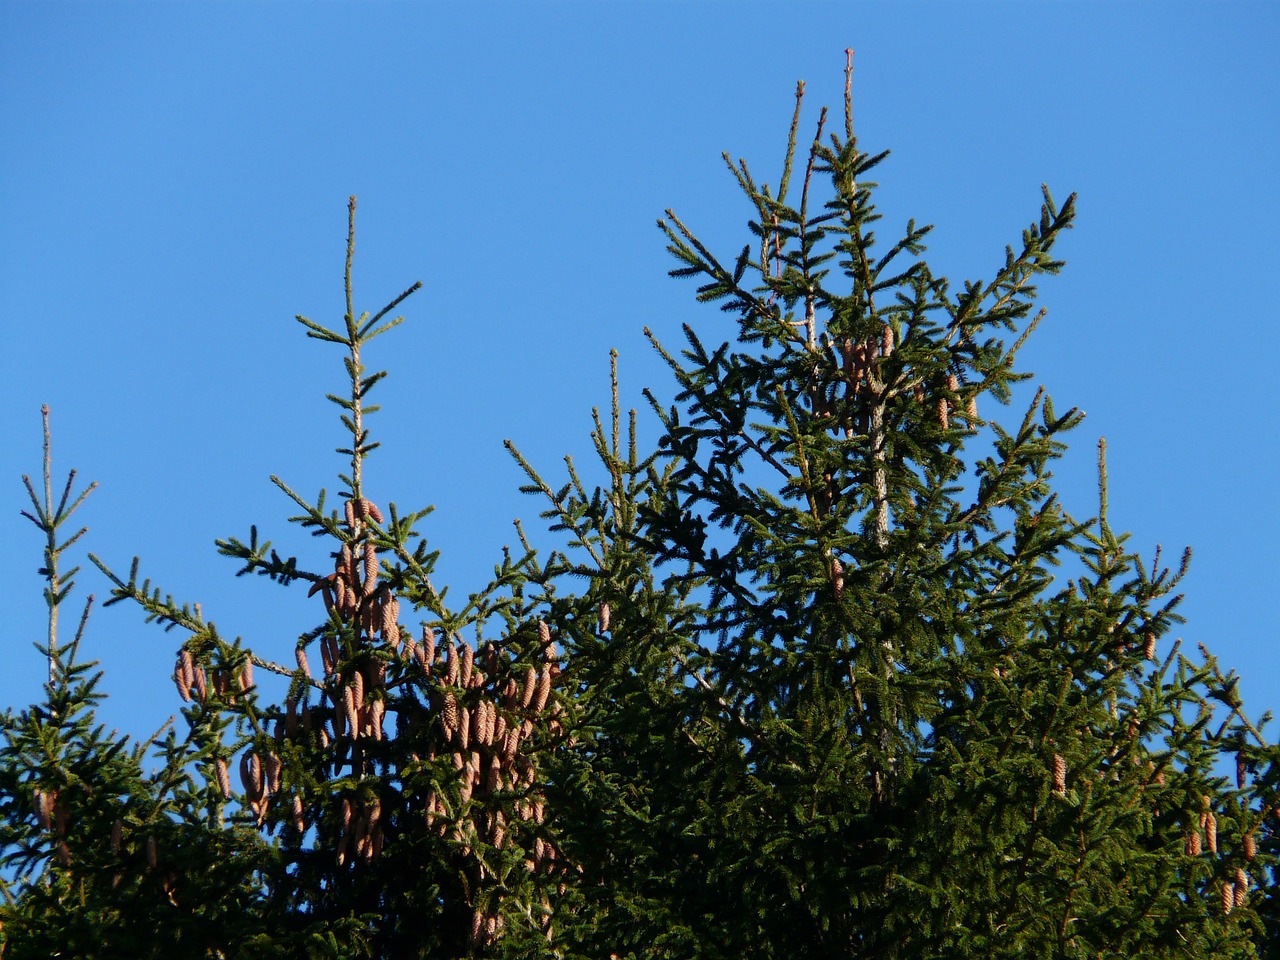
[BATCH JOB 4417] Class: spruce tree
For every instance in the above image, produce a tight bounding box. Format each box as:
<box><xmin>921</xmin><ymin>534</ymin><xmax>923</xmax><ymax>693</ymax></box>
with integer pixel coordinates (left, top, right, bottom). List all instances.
<box><xmin>3</xmin><ymin>62</ymin><xmax>1277</xmax><ymax>960</ymax></box>
<box><xmin>1</xmin><ymin>409</ymin><xmax>274</xmax><ymax>958</ymax></box>
<box><xmin>513</xmin><ymin>58</ymin><xmax>1279</xmax><ymax>958</ymax></box>
<box><xmin>4</xmin><ymin>204</ymin><xmax>577</xmax><ymax>959</ymax></box>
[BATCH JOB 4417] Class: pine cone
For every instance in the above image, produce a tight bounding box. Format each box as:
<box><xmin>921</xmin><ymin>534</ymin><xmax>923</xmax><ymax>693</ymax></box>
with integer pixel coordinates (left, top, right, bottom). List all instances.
<box><xmin>533</xmin><ymin>669</ymin><xmax>553</xmax><ymax>714</ymax></box>
<box><xmin>241</xmin><ymin>752</ymin><xmax>263</xmax><ymax>801</ymax></box>
<box><xmin>362</xmin><ymin>542</ymin><xmax>378</xmax><ymax>597</ymax></box>
<box><xmin>264</xmin><ymin>752</ymin><xmax>282</xmax><ymax>795</ymax></box>
<box><xmin>501</xmin><ymin>727</ymin><xmax>520</xmax><ymax>765</ymax></box>
<box><xmin>216</xmin><ymin>758</ymin><xmax>232</xmax><ymax>798</ymax></box>
<box><xmin>457</xmin><ymin>706</ymin><xmax>471</xmax><ymax>750</ymax></box>
<box><xmin>482</xmin><ymin>700</ymin><xmax>496</xmax><ymax>746</ymax></box>
<box><xmin>173</xmin><ymin>657</ymin><xmax>192</xmax><ymax>702</ymax></box>
<box><xmin>445</xmin><ymin>641</ymin><xmax>460</xmax><ymax>686</ymax></box>
<box><xmin>460</xmin><ymin>643</ymin><xmax>474</xmax><ymax>689</ymax></box>
<box><xmin>344</xmin><ymin>686</ymin><xmax>359</xmax><ymax>739</ymax></box>
<box><xmin>521</xmin><ymin>667</ymin><xmax>538</xmax><ymax>709</ymax></box>
<box><xmin>361</xmin><ymin>498</ymin><xmax>384</xmax><ymax>524</ymax></box>
<box><xmin>441</xmin><ymin>691</ymin><xmax>460</xmax><ymax>737</ymax></box>
<box><xmin>490</xmin><ymin>819</ymin><xmax>506</xmax><ymax>853</ymax></box>
<box><xmin>381</xmin><ymin>594</ymin><xmax>400</xmax><ymax>642</ymax></box>
<box><xmin>502</xmin><ymin>678</ymin><xmax>519</xmax><ymax>710</ymax></box>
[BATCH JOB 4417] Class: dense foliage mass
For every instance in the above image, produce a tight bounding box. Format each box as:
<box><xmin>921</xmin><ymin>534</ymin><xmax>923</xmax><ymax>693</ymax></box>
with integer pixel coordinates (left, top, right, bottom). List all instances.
<box><xmin>4</xmin><ymin>66</ymin><xmax>1277</xmax><ymax>958</ymax></box>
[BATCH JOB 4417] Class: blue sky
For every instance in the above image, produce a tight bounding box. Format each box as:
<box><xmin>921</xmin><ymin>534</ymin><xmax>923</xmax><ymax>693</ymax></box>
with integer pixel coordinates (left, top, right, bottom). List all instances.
<box><xmin>3</xmin><ymin>2</ymin><xmax>1278</xmax><ymax>743</ymax></box>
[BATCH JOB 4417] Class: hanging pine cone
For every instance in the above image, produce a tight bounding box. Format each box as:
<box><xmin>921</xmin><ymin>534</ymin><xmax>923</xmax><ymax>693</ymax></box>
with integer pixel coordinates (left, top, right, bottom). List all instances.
<box><xmin>533</xmin><ymin>668</ymin><xmax>553</xmax><ymax>714</ymax></box>
<box><xmin>445</xmin><ymin>641</ymin><xmax>461</xmax><ymax>685</ymax></box>
<box><xmin>173</xmin><ymin>657</ymin><xmax>192</xmax><ymax>701</ymax></box>
<box><xmin>241</xmin><ymin>752</ymin><xmax>263</xmax><ymax>802</ymax></box>
<box><xmin>1185</xmin><ymin>829</ymin><xmax>1202</xmax><ymax>857</ymax></box>
<box><xmin>362</xmin><ymin>542</ymin><xmax>378</xmax><ymax>597</ymax></box>
<box><xmin>215</xmin><ymin>758</ymin><xmax>231</xmax><ymax>799</ymax></box>
<box><xmin>457</xmin><ymin>706</ymin><xmax>471</xmax><ymax>750</ymax></box>
<box><xmin>1052</xmin><ymin>754</ymin><xmax>1067</xmax><ymax>796</ymax></box>
<box><xmin>264</xmin><ymin>752</ymin><xmax>282</xmax><ymax>795</ymax></box>
<box><xmin>460</xmin><ymin>643</ymin><xmax>474</xmax><ymax>689</ymax></box>
<box><xmin>343</xmin><ymin>686</ymin><xmax>359</xmax><ymax>739</ymax></box>
<box><xmin>441</xmin><ymin>691</ymin><xmax>460</xmax><ymax>738</ymax></box>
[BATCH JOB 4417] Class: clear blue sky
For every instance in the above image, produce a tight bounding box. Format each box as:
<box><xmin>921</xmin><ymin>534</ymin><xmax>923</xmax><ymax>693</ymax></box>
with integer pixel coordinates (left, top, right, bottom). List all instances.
<box><xmin>3</xmin><ymin>2</ymin><xmax>1277</xmax><ymax>744</ymax></box>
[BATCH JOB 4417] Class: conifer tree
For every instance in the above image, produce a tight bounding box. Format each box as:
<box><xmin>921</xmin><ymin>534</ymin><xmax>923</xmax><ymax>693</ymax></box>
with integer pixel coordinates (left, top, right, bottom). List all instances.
<box><xmin>4</xmin><ymin>204</ymin><xmax>578</xmax><ymax>959</ymax></box>
<box><xmin>3</xmin><ymin>62</ymin><xmax>1278</xmax><ymax>960</ymax></box>
<box><xmin>512</xmin><ymin>57</ymin><xmax>1279</xmax><ymax>958</ymax></box>
<box><xmin>1</xmin><ymin>409</ymin><xmax>274</xmax><ymax>959</ymax></box>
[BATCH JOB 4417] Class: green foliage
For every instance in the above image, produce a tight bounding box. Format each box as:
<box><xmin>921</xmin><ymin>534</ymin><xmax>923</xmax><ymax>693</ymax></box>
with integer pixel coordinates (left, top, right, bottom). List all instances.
<box><xmin>4</xmin><ymin>71</ymin><xmax>1277</xmax><ymax>960</ymax></box>
<box><xmin>510</xmin><ymin>65</ymin><xmax>1280</xmax><ymax>958</ymax></box>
